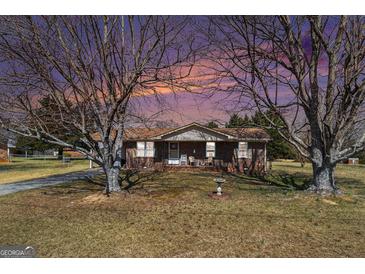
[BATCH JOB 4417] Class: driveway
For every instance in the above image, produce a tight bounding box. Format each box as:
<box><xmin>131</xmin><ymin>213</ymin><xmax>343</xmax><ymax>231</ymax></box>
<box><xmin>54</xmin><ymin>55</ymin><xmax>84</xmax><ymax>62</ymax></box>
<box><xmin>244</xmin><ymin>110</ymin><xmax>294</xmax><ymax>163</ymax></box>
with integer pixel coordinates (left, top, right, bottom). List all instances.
<box><xmin>0</xmin><ymin>168</ymin><xmax>103</xmax><ymax>196</ymax></box>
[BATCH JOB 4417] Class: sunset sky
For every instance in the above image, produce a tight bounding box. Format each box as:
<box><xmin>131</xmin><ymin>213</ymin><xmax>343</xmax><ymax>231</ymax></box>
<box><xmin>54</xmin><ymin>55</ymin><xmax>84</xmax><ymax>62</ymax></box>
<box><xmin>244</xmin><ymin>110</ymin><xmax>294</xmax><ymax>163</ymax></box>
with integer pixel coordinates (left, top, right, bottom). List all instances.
<box><xmin>133</xmin><ymin>90</ymin><xmax>232</xmax><ymax>126</ymax></box>
<box><xmin>130</xmin><ymin>15</ymin><xmax>337</xmax><ymax>127</ymax></box>
<box><xmin>0</xmin><ymin>16</ymin><xmax>338</xmax><ymax>128</ymax></box>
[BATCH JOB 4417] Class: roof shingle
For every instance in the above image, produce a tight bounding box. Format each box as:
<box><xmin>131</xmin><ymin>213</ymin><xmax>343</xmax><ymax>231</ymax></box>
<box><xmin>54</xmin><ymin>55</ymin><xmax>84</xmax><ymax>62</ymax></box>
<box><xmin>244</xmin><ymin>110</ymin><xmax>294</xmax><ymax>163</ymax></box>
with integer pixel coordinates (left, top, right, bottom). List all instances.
<box><xmin>123</xmin><ymin>125</ymin><xmax>270</xmax><ymax>141</ymax></box>
<box><xmin>92</xmin><ymin>123</ymin><xmax>271</xmax><ymax>141</ymax></box>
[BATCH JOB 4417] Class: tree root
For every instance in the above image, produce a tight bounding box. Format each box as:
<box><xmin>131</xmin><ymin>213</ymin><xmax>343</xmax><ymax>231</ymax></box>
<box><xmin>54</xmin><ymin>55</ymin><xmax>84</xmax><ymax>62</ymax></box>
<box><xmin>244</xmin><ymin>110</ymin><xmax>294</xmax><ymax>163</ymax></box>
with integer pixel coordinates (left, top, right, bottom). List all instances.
<box><xmin>306</xmin><ymin>185</ymin><xmax>342</xmax><ymax>196</ymax></box>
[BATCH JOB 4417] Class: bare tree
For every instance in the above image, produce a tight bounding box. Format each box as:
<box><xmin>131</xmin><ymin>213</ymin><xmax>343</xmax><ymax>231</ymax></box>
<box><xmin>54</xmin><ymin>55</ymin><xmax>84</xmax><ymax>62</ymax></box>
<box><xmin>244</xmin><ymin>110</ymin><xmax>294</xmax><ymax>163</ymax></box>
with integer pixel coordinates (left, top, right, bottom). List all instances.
<box><xmin>0</xmin><ymin>16</ymin><xmax>196</xmax><ymax>193</ymax></box>
<box><xmin>204</xmin><ymin>16</ymin><xmax>365</xmax><ymax>194</ymax></box>
<box><xmin>0</xmin><ymin>129</ymin><xmax>8</xmax><ymax>145</ymax></box>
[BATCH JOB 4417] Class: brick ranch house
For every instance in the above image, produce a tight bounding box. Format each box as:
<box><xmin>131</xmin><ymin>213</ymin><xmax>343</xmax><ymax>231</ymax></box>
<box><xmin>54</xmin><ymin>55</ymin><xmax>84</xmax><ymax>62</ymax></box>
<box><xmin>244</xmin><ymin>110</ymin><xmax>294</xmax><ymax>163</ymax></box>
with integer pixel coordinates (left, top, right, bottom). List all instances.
<box><xmin>120</xmin><ymin>123</ymin><xmax>271</xmax><ymax>174</ymax></box>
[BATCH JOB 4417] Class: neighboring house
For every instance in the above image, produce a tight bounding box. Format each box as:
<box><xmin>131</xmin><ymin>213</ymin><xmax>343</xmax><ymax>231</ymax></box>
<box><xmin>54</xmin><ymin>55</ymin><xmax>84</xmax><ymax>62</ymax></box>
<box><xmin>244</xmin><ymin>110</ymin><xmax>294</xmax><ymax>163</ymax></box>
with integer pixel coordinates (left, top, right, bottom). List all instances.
<box><xmin>63</xmin><ymin>148</ymin><xmax>85</xmax><ymax>158</ymax></box>
<box><xmin>347</xmin><ymin>158</ymin><xmax>359</xmax><ymax>165</ymax></box>
<box><xmin>120</xmin><ymin>123</ymin><xmax>271</xmax><ymax>174</ymax></box>
<box><xmin>0</xmin><ymin>143</ymin><xmax>8</xmax><ymax>162</ymax></box>
<box><xmin>0</xmin><ymin>131</ymin><xmax>15</xmax><ymax>162</ymax></box>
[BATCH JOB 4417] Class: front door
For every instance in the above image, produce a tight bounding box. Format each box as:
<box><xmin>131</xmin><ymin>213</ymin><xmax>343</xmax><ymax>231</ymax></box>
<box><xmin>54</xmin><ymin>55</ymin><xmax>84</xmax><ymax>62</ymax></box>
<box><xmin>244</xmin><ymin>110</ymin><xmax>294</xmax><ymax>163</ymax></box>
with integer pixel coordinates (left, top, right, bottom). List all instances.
<box><xmin>168</xmin><ymin>142</ymin><xmax>179</xmax><ymax>164</ymax></box>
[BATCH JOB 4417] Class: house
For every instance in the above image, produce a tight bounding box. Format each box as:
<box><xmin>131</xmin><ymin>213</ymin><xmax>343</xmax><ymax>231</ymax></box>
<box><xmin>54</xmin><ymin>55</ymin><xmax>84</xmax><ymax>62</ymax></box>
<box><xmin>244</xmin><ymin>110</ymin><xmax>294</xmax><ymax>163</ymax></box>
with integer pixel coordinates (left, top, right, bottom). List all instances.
<box><xmin>62</xmin><ymin>148</ymin><xmax>85</xmax><ymax>158</ymax></box>
<box><xmin>0</xmin><ymin>130</ymin><xmax>11</xmax><ymax>162</ymax></box>
<box><xmin>0</xmin><ymin>143</ymin><xmax>8</xmax><ymax>162</ymax></box>
<box><xmin>121</xmin><ymin>123</ymin><xmax>271</xmax><ymax>174</ymax></box>
<box><xmin>347</xmin><ymin>158</ymin><xmax>359</xmax><ymax>165</ymax></box>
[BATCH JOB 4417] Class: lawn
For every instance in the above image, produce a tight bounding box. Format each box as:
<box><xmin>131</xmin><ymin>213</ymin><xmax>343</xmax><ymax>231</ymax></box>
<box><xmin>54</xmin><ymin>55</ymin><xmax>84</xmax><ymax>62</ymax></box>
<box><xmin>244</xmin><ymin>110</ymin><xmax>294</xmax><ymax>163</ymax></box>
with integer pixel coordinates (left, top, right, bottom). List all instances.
<box><xmin>0</xmin><ymin>158</ymin><xmax>90</xmax><ymax>184</ymax></box>
<box><xmin>270</xmin><ymin>161</ymin><xmax>365</xmax><ymax>196</ymax></box>
<box><xmin>0</xmin><ymin>162</ymin><xmax>364</xmax><ymax>257</ymax></box>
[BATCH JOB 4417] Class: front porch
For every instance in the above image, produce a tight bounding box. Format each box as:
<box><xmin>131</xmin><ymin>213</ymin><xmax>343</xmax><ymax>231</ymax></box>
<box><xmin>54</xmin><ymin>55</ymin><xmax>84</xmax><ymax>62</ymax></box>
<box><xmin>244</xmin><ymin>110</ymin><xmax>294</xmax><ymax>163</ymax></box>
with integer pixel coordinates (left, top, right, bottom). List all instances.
<box><xmin>122</xmin><ymin>123</ymin><xmax>268</xmax><ymax>174</ymax></box>
<box><xmin>125</xmin><ymin>140</ymin><xmax>267</xmax><ymax>174</ymax></box>
<box><xmin>160</xmin><ymin>141</ymin><xmax>230</xmax><ymax>167</ymax></box>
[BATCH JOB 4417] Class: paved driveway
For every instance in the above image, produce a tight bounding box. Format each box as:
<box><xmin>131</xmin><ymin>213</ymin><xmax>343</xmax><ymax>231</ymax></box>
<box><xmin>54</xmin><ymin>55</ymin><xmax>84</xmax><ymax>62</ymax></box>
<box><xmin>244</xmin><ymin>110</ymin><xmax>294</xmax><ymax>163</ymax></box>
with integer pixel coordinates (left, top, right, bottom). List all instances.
<box><xmin>0</xmin><ymin>169</ymin><xmax>103</xmax><ymax>196</ymax></box>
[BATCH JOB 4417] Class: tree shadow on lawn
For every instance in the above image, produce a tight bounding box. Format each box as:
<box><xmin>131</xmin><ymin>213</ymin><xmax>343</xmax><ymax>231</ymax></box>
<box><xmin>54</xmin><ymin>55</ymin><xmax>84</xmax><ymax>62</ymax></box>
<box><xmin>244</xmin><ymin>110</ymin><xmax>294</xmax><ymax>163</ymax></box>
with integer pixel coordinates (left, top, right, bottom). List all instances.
<box><xmin>227</xmin><ymin>171</ymin><xmax>365</xmax><ymax>195</ymax></box>
<box><xmin>119</xmin><ymin>170</ymin><xmax>163</xmax><ymax>192</ymax></box>
<box><xmin>120</xmin><ymin>171</ymin><xmax>218</xmax><ymax>197</ymax></box>
<box><xmin>263</xmin><ymin>172</ymin><xmax>311</xmax><ymax>190</ymax></box>
<box><xmin>225</xmin><ymin>172</ymin><xmax>303</xmax><ymax>192</ymax></box>
<box><xmin>40</xmin><ymin>170</ymin><xmax>191</xmax><ymax>198</ymax></box>
<box><xmin>41</xmin><ymin>170</ymin><xmax>306</xmax><ymax>197</ymax></box>
<box><xmin>40</xmin><ymin>168</ymin><xmax>365</xmax><ymax>198</ymax></box>
<box><xmin>41</xmin><ymin>181</ymin><xmax>103</xmax><ymax>195</ymax></box>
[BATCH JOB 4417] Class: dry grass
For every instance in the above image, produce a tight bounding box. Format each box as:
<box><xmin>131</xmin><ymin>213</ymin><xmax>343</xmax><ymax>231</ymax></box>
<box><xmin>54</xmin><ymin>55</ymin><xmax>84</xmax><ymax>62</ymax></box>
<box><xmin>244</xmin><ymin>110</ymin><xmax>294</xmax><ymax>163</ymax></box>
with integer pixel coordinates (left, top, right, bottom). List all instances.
<box><xmin>0</xmin><ymin>158</ymin><xmax>89</xmax><ymax>184</ymax></box>
<box><xmin>0</xmin><ymin>162</ymin><xmax>364</xmax><ymax>257</ymax></box>
<box><xmin>270</xmin><ymin>162</ymin><xmax>365</xmax><ymax>196</ymax></box>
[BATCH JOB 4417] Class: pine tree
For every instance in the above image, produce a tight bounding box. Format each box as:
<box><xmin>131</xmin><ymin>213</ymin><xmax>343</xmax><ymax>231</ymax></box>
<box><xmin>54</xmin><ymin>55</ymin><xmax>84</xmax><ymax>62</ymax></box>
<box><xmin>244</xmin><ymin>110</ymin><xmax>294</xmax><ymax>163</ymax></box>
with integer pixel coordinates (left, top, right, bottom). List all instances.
<box><xmin>225</xmin><ymin>114</ymin><xmax>247</xmax><ymax>128</ymax></box>
<box><xmin>251</xmin><ymin>111</ymin><xmax>297</xmax><ymax>160</ymax></box>
<box><xmin>206</xmin><ymin>121</ymin><xmax>219</xmax><ymax>128</ymax></box>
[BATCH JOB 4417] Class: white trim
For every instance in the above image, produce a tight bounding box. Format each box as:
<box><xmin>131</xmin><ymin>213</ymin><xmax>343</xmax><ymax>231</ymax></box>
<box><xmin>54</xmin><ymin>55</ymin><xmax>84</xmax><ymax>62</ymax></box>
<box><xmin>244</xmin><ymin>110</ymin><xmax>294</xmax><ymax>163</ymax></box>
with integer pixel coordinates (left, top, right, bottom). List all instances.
<box><xmin>153</xmin><ymin>123</ymin><xmax>234</xmax><ymax>140</ymax></box>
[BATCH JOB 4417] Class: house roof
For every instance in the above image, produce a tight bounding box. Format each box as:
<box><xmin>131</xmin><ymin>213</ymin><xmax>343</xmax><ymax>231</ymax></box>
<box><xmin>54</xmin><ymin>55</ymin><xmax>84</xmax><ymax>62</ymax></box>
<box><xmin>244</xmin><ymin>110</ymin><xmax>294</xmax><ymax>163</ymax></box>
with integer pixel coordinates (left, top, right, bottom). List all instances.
<box><xmin>122</xmin><ymin>122</ymin><xmax>271</xmax><ymax>141</ymax></box>
<box><xmin>124</xmin><ymin>128</ymin><xmax>172</xmax><ymax>140</ymax></box>
<box><xmin>92</xmin><ymin>123</ymin><xmax>270</xmax><ymax>142</ymax></box>
<box><xmin>214</xmin><ymin>127</ymin><xmax>271</xmax><ymax>140</ymax></box>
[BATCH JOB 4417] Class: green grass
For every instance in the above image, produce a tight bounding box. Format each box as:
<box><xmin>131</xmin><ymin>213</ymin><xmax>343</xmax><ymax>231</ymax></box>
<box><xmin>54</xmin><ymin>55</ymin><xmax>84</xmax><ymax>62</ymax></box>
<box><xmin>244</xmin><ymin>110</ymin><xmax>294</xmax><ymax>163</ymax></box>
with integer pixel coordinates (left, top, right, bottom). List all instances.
<box><xmin>0</xmin><ymin>158</ymin><xmax>89</xmax><ymax>184</ymax></box>
<box><xmin>0</xmin><ymin>162</ymin><xmax>364</xmax><ymax>257</ymax></box>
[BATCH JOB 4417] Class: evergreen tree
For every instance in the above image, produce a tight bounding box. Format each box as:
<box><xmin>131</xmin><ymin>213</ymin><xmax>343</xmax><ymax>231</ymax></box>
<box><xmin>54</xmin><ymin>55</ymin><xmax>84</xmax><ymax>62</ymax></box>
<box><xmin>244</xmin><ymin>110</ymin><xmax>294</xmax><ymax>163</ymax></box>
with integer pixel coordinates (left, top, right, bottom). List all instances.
<box><xmin>225</xmin><ymin>112</ymin><xmax>298</xmax><ymax>160</ymax></box>
<box><xmin>250</xmin><ymin>111</ymin><xmax>297</xmax><ymax>160</ymax></box>
<box><xmin>16</xmin><ymin>96</ymin><xmax>83</xmax><ymax>158</ymax></box>
<box><xmin>225</xmin><ymin>113</ymin><xmax>247</xmax><ymax>128</ymax></box>
<box><xmin>206</xmin><ymin>121</ymin><xmax>219</xmax><ymax>128</ymax></box>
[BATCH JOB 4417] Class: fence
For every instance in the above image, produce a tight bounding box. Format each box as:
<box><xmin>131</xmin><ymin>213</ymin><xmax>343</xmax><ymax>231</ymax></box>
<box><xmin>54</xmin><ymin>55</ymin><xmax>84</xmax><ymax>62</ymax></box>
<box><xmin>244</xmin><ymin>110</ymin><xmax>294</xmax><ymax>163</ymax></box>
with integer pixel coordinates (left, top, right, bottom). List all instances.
<box><xmin>8</xmin><ymin>153</ymin><xmax>87</xmax><ymax>161</ymax></box>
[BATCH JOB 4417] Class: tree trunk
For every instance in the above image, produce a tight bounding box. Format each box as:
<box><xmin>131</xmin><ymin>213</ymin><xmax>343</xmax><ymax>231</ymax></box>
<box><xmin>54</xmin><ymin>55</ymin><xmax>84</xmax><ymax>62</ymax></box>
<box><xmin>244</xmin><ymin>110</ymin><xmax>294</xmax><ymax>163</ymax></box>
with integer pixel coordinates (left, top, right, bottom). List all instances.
<box><xmin>105</xmin><ymin>167</ymin><xmax>122</xmax><ymax>193</ymax></box>
<box><xmin>300</xmin><ymin>157</ymin><xmax>305</xmax><ymax>168</ymax></box>
<box><xmin>308</xmin><ymin>123</ymin><xmax>340</xmax><ymax>195</ymax></box>
<box><xmin>309</xmin><ymin>161</ymin><xmax>339</xmax><ymax>194</ymax></box>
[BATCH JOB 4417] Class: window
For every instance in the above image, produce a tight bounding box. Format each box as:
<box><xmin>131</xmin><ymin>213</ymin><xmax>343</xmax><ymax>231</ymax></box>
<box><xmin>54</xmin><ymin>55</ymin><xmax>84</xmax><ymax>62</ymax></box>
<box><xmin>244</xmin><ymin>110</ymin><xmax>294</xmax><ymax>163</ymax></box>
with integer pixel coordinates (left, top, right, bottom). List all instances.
<box><xmin>136</xmin><ymin>142</ymin><xmax>145</xmax><ymax>157</ymax></box>
<box><xmin>145</xmin><ymin>142</ymin><xmax>154</xmax><ymax>157</ymax></box>
<box><xmin>136</xmin><ymin>141</ymin><xmax>154</xmax><ymax>157</ymax></box>
<box><xmin>238</xmin><ymin>142</ymin><xmax>248</xmax><ymax>158</ymax></box>
<box><xmin>206</xmin><ymin>142</ymin><xmax>215</xmax><ymax>158</ymax></box>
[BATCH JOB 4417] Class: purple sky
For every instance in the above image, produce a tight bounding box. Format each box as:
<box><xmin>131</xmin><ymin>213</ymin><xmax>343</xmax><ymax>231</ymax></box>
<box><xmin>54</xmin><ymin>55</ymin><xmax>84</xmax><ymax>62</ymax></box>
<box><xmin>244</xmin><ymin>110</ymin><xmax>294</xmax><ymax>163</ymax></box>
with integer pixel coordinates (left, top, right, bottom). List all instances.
<box><xmin>1</xmin><ymin>16</ymin><xmax>340</xmax><ymax>127</ymax></box>
<box><xmin>131</xmin><ymin>91</ymin><xmax>233</xmax><ymax>126</ymax></box>
<box><xmin>140</xmin><ymin>16</ymin><xmax>340</xmax><ymax>126</ymax></box>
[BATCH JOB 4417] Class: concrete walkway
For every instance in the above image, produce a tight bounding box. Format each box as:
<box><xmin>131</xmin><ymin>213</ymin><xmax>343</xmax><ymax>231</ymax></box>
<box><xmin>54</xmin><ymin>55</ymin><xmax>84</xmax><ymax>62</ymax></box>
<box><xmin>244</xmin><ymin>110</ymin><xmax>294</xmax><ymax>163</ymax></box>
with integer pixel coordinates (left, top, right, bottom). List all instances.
<box><xmin>0</xmin><ymin>168</ymin><xmax>103</xmax><ymax>196</ymax></box>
